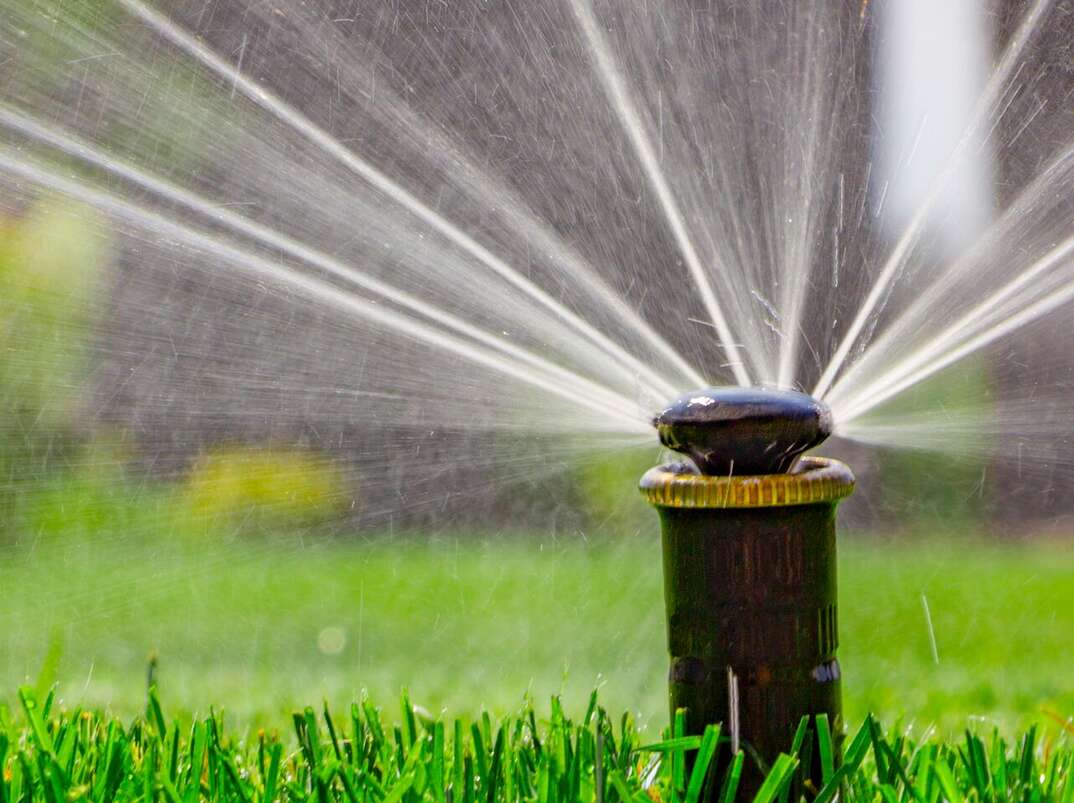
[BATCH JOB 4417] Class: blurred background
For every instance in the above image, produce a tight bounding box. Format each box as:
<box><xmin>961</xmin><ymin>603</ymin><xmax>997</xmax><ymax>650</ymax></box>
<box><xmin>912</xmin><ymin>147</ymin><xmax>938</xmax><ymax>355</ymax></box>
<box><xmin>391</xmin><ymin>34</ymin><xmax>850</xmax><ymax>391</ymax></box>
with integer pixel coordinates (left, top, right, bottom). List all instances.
<box><xmin>1</xmin><ymin>0</ymin><xmax>1072</xmax><ymax>735</ymax></box>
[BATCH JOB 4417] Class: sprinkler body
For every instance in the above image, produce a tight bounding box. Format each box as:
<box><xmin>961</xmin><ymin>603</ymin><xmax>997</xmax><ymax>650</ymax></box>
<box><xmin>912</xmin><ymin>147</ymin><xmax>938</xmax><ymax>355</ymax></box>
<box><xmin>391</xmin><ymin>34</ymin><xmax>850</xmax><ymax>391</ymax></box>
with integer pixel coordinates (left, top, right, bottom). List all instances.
<box><xmin>642</xmin><ymin>388</ymin><xmax>853</xmax><ymax>795</ymax></box>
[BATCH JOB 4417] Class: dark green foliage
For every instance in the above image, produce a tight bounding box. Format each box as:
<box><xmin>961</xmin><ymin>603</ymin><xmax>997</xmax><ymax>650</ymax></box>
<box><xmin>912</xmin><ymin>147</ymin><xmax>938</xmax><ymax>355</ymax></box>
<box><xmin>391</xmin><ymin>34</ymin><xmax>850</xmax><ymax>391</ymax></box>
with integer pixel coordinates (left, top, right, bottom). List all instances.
<box><xmin>3</xmin><ymin>689</ymin><xmax>1072</xmax><ymax>802</ymax></box>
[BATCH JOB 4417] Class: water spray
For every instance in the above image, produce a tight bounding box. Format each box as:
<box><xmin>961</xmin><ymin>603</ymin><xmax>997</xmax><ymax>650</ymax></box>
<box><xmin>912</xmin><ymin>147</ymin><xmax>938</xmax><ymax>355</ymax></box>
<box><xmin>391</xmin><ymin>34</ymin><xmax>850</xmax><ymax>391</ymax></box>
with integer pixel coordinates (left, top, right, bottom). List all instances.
<box><xmin>642</xmin><ymin>387</ymin><xmax>854</xmax><ymax>793</ymax></box>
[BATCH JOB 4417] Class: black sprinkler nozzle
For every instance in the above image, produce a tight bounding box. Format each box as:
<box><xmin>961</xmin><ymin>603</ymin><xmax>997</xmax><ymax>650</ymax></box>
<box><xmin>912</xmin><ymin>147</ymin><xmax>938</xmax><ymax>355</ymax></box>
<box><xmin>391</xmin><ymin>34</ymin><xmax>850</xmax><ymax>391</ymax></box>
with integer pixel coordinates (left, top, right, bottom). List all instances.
<box><xmin>652</xmin><ymin>386</ymin><xmax>833</xmax><ymax>475</ymax></box>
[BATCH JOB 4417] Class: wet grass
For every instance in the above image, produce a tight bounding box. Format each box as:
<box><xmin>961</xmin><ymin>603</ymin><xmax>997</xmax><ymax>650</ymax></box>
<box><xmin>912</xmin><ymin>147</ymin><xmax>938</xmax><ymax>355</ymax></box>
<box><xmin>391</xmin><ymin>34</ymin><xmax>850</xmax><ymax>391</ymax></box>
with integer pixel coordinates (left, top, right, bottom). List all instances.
<box><xmin>2</xmin><ymin>527</ymin><xmax>1073</xmax><ymax>736</ymax></box>
<box><xmin>4</xmin><ymin>686</ymin><xmax>1073</xmax><ymax>802</ymax></box>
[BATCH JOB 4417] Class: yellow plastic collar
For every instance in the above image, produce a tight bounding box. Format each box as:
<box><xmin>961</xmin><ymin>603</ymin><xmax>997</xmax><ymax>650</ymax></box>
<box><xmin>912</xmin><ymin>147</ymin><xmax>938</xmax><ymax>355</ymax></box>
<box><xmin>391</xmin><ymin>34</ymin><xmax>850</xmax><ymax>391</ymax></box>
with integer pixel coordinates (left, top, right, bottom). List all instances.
<box><xmin>639</xmin><ymin>456</ymin><xmax>854</xmax><ymax>509</ymax></box>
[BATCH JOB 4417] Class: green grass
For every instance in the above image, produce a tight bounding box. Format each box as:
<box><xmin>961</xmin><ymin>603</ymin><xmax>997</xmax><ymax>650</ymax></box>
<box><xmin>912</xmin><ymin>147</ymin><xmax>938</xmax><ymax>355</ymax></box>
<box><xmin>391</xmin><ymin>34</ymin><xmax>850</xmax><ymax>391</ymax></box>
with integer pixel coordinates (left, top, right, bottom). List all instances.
<box><xmin>3</xmin><ymin>525</ymin><xmax>1074</xmax><ymax>735</ymax></box>
<box><xmin>4</xmin><ymin>472</ymin><xmax>1074</xmax><ymax>799</ymax></box>
<box><xmin>4</xmin><ymin>686</ymin><xmax>1074</xmax><ymax>802</ymax></box>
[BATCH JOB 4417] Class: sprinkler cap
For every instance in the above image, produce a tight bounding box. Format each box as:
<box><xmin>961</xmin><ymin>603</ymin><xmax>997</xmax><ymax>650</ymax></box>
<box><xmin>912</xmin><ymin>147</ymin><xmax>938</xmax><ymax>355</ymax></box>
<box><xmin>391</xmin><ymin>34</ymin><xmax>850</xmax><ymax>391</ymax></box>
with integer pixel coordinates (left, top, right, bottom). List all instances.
<box><xmin>652</xmin><ymin>387</ymin><xmax>832</xmax><ymax>475</ymax></box>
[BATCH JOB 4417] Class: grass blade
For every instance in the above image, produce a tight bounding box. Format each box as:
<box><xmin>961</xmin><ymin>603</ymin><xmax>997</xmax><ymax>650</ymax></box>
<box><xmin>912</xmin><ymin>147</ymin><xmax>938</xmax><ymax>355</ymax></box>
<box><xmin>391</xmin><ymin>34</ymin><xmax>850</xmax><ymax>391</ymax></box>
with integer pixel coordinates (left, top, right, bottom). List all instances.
<box><xmin>752</xmin><ymin>754</ymin><xmax>798</xmax><ymax>803</ymax></box>
<box><xmin>147</xmin><ymin>685</ymin><xmax>167</xmax><ymax>737</ymax></box>
<box><xmin>635</xmin><ymin>736</ymin><xmax>704</xmax><ymax>754</ymax></box>
<box><xmin>815</xmin><ymin>714</ymin><xmax>835</xmax><ymax>785</ymax></box>
<box><xmin>672</xmin><ymin>708</ymin><xmax>688</xmax><ymax>799</ymax></box>
<box><xmin>718</xmin><ymin>751</ymin><xmax>744</xmax><ymax>803</ymax></box>
<box><xmin>17</xmin><ymin>688</ymin><xmax>54</xmax><ymax>757</ymax></box>
<box><xmin>814</xmin><ymin>716</ymin><xmax>874</xmax><ymax>803</ymax></box>
<box><xmin>263</xmin><ymin>740</ymin><xmax>282</xmax><ymax>803</ymax></box>
<box><xmin>932</xmin><ymin>759</ymin><xmax>964</xmax><ymax>803</ymax></box>
<box><xmin>685</xmin><ymin>725</ymin><xmax>720</xmax><ymax>803</ymax></box>
<box><xmin>431</xmin><ymin>721</ymin><xmax>446</xmax><ymax>803</ymax></box>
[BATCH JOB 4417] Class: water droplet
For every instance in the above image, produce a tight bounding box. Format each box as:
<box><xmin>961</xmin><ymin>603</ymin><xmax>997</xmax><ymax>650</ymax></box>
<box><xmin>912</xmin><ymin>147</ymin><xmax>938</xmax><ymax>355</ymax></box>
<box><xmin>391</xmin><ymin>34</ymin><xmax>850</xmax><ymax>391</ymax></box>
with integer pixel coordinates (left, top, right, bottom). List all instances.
<box><xmin>317</xmin><ymin>626</ymin><xmax>346</xmax><ymax>655</ymax></box>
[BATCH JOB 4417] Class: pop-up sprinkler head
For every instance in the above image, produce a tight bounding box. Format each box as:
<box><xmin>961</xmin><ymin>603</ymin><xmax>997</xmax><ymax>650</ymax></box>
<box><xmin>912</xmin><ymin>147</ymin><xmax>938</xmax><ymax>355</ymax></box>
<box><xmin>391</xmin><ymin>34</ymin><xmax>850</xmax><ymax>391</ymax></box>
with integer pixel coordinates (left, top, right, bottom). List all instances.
<box><xmin>652</xmin><ymin>386</ymin><xmax>832</xmax><ymax>475</ymax></box>
<box><xmin>642</xmin><ymin>386</ymin><xmax>853</xmax><ymax>798</ymax></box>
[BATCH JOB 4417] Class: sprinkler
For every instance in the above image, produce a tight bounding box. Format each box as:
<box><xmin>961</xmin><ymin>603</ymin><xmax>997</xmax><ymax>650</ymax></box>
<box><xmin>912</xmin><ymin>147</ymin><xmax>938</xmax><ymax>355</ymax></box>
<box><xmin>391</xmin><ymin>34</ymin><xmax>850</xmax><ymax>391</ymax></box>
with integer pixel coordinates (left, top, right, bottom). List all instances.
<box><xmin>642</xmin><ymin>387</ymin><xmax>854</xmax><ymax>795</ymax></box>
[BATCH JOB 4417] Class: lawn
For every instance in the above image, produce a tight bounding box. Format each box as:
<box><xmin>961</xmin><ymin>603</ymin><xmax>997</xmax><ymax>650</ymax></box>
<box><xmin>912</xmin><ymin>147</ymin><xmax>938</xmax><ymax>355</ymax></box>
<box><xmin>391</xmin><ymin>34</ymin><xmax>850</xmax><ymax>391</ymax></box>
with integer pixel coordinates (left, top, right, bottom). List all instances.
<box><xmin>3</xmin><ymin>523</ymin><xmax>1073</xmax><ymax>737</ymax></box>
<box><xmin>9</xmin><ymin>685</ymin><xmax>1072</xmax><ymax>802</ymax></box>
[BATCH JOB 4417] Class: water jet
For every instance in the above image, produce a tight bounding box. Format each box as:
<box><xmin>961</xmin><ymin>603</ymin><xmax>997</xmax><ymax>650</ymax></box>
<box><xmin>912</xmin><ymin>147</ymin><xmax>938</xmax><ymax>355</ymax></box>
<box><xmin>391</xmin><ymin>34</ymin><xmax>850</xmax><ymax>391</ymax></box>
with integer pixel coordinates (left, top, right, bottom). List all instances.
<box><xmin>643</xmin><ymin>387</ymin><xmax>854</xmax><ymax>793</ymax></box>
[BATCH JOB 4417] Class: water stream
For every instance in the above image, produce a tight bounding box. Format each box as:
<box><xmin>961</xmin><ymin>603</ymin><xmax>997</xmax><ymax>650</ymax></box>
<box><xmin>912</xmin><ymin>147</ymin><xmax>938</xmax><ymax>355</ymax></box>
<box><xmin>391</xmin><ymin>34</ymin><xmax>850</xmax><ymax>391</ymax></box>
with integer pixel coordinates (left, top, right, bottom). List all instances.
<box><xmin>1</xmin><ymin>1</ymin><xmax>1069</xmax><ymax>452</ymax></box>
<box><xmin>0</xmin><ymin>0</ymin><xmax>1072</xmax><ymax>715</ymax></box>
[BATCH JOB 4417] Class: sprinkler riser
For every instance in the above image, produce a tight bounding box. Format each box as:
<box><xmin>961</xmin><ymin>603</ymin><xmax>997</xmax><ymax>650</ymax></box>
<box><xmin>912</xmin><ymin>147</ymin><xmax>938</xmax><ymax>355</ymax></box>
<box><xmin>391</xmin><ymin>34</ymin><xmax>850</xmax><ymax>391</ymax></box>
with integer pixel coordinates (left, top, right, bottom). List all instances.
<box><xmin>659</xmin><ymin>503</ymin><xmax>840</xmax><ymax>770</ymax></box>
<box><xmin>641</xmin><ymin>455</ymin><xmax>854</xmax><ymax>796</ymax></box>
